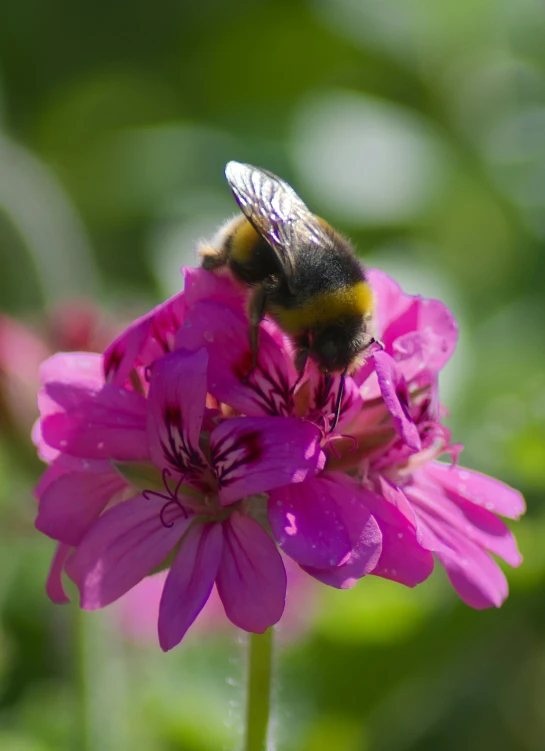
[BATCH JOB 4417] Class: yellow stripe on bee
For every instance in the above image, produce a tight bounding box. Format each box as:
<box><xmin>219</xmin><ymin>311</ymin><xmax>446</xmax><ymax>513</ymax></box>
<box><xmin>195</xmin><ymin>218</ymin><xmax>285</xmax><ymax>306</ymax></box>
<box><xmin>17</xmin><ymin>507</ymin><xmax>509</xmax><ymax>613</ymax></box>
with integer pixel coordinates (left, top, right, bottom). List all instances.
<box><xmin>270</xmin><ymin>281</ymin><xmax>374</xmax><ymax>333</ymax></box>
<box><xmin>230</xmin><ymin>218</ymin><xmax>261</xmax><ymax>263</ymax></box>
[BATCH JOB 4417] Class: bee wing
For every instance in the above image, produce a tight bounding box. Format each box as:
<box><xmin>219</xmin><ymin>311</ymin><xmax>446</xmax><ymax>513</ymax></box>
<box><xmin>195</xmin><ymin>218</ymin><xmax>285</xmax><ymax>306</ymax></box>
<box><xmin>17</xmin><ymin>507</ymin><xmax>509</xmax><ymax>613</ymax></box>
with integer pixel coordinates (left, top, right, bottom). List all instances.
<box><xmin>225</xmin><ymin>161</ymin><xmax>331</xmax><ymax>284</ymax></box>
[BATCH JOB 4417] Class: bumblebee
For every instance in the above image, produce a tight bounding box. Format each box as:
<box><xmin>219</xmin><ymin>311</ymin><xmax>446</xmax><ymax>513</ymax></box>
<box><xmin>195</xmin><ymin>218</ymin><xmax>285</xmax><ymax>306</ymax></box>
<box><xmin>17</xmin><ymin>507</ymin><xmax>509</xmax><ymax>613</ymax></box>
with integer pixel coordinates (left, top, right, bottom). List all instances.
<box><xmin>200</xmin><ymin>161</ymin><xmax>375</xmax><ymax>428</ymax></box>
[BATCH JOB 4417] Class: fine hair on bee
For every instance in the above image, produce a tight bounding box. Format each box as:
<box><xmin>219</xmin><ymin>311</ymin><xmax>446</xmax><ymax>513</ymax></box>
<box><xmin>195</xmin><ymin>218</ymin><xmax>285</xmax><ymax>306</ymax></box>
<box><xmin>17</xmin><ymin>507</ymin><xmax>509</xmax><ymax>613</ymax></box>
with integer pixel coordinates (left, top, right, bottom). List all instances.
<box><xmin>199</xmin><ymin>161</ymin><xmax>376</xmax><ymax>431</ymax></box>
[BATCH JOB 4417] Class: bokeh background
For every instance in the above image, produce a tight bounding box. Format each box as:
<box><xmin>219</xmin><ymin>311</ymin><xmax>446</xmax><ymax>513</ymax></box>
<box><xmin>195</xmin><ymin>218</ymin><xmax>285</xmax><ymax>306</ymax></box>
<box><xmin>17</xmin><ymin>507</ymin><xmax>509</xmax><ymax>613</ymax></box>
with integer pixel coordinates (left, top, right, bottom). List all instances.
<box><xmin>1</xmin><ymin>0</ymin><xmax>545</xmax><ymax>749</ymax></box>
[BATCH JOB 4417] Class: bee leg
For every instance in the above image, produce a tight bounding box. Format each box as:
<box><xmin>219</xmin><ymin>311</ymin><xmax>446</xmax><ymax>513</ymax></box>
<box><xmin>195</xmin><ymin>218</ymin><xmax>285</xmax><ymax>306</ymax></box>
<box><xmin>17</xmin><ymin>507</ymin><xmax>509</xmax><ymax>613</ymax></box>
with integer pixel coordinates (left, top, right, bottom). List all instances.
<box><xmin>244</xmin><ymin>286</ymin><xmax>267</xmax><ymax>382</ymax></box>
<box><xmin>329</xmin><ymin>366</ymin><xmax>348</xmax><ymax>433</ymax></box>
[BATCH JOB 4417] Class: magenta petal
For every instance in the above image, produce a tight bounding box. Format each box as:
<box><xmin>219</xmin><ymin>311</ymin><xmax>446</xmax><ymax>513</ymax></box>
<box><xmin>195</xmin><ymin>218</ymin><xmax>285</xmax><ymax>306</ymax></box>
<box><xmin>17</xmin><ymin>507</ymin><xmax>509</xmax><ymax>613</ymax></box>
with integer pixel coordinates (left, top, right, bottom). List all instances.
<box><xmin>407</xmin><ymin>487</ymin><xmax>511</xmax><ymax>608</ymax></box>
<box><xmin>211</xmin><ymin>417</ymin><xmax>325</xmax><ymax>505</ymax></box>
<box><xmin>268</xmin><ymin>473</ymin><xmax>381</xmax><ymax>575</ymax></box>
<box><xmin>183</xmin><ymin>266</ymin><xmax>246</xmax><ymax>314</ymax></box>
<box><xmin>425</xmin><ymin>461</ymin><xmax>526</xmax><ymax>519</ymax></box>
<box><xmin>367</xmin><ymin>269</ymin><xmax>413</xmax><ymax>338</ymax></box>
<box><xmin>41</xmin><ymin>383</ymin><xmax>149</xmax><ymax>462</ymax></box>
<box><xmin>36</xmin><ymin>471</ymin><xmax>126</xmax><ymax>546</ymax></box>
<box><xmin>46</xmin><ymin>543</ymin><xmax>71</xmax><ymax>604</ymax></box>
<box><xmin>34</xmin><ymin>464</ymin><xmax>68</xmax><ymax>500</ymax></box>
<box><xmin>307</xmin><ymin>364</ymin><xmax>363</xmax><ymax>430</ymax></box>
<box><xmin>373</xmin><ymin>349</ymin><xmax>421</xmax><ymax>450</ymax></box>
<box><xmin>66</xmin><ymin>495</ymin><xmax>191</xmax><ymax>609</ymax></box>
<box><xmin>436</xmin><ymin>530</ymin><xmax>509</xmax><ymax>609</ymax></box>
<box><xmin>358</xmin><ymin>487</ymin><xmax>434</xmax><ymax>587</ymax></box>
<box><xmin>216</xmin><ymin>512</ymin><xmax>286</xmax><ymax>632</ymax></box>
<box><xmin>39</xmin><ymin>352</ymin><xmax>104</xmax><ymax>390</ymax></box>
<box><xmin>408</xmin><ymin>473</ymin><xmax>522</xmax><ymax>566</ymax></box>
<box><xmin>177</xmin><ymin>300</ymin><xmax>297</xmax><ymax>417</ymax></box>
<box><xmin>146</xmin><ymin>349</ymin><xmax>209</xmax><ymax>472</ymax></box>
<box><xmin>104</xmin><ymin>291</ymin><xmax>185</xmax><ymax>385</ymax></box>
<box><xmin>158</xmin><ymin>521</ymin><xmax>223</xmax><ymax>651</ymax></box>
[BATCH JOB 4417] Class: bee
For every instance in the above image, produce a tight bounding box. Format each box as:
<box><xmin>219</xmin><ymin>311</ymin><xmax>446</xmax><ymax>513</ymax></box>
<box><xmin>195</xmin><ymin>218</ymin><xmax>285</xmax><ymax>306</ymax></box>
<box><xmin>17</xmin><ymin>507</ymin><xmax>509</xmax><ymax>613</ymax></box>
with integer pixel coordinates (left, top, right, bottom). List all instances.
<box><xmin>200</xmin><ymin>161</ymin><xmax>375</xmax><ymax>429</ymax></box>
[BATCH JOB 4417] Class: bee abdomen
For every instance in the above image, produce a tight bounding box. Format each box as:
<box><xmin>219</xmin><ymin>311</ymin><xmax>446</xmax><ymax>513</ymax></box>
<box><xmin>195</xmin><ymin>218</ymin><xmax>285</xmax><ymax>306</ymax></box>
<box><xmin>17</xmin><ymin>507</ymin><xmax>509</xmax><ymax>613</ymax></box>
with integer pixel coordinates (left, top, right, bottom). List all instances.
<box><xmin>268</xmin><ymin>281</ymin><xmax>374</xmax><ymax>334</ymax></box>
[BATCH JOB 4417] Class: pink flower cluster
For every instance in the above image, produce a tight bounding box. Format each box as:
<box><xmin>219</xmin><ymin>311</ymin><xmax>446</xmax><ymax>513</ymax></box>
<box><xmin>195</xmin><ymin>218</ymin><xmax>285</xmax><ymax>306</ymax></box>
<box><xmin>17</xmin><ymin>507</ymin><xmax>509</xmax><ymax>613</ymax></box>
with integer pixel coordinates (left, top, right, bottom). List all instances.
<box><xmin>33</xmin><ymin>267</ymin><xmax>524</xmax><ymax>650</ymax></box>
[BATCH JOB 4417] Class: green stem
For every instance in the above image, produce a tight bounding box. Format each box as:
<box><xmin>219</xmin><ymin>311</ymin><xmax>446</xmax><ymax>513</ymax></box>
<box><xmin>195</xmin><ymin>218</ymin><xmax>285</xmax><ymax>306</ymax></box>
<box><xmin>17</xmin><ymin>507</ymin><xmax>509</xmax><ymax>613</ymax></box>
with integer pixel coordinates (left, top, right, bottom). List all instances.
<box><xmin>244</xmin><ymin>628</ymin><xmax>274</xmax><ymax>751</ymax></box>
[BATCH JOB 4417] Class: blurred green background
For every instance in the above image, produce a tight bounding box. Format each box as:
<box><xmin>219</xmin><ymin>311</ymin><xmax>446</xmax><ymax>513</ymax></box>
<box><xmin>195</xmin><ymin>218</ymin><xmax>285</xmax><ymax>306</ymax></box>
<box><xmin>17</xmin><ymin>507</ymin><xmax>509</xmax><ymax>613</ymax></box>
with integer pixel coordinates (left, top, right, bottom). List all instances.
<box><xmin>1</xmin><ymin>0</ymin><xmax>545</xmax><ymax>749</ymax></box>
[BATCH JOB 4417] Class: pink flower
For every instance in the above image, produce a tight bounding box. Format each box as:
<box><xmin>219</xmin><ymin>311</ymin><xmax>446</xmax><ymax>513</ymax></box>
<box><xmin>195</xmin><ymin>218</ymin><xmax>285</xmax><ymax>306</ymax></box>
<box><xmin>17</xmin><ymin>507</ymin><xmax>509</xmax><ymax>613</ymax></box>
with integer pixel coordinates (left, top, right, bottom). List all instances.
<box><xmin>35</xmin><ymin>344</ymin><xmax>323</xmax><ymax>649</ymax></box>
<box><xmin>33</xmin><ymin>265</ymin><xmax>525</xmax><ymax>651</ymax></box>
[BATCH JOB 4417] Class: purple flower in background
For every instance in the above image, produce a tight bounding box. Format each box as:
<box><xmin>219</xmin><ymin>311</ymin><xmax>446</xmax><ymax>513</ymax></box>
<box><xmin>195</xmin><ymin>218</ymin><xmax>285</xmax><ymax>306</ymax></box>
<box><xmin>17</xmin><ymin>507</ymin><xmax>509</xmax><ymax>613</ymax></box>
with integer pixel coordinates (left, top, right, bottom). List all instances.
<box><xmin>33</xmin><ymin>265</ymin><xmax>524</xmax><ymax>649</ymax></box>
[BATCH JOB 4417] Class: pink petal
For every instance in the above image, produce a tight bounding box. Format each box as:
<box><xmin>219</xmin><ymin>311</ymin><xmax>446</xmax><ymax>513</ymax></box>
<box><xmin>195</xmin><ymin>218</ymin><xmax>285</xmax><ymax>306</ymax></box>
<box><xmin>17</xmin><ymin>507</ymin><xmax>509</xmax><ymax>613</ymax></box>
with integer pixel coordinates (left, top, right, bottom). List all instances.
<box><xmin>389</xmin><ymin>299</ymin><xmax>458</xmax><ymax>382</ymax></box>
<box><xmin>216</xmin><ymin>512</ymin><xmax>286</xmax><ymax>632</ymax></box>
<box><xmin>301</xmin><ymin>474</ymin><xmax>433</xmax><ymax>589</ymax></box>
<box><xmin>357</xmin><ymin>485</ymin><xmax>434</xmax><ymax>587</ymax></box>
<box><xmin>425</xmin><ymin>461</ymin><xmax>525</xmax><ymax>519</ymax></box>
<box><xmin>211</xmin><ymin>417</ymin><xmax>325</xmax><ymax>505</ymax></box>
<box><xmin>158</xmin><ymin>521</ymin><xmax>223</xmax><ymax>650</ymax></box>
<box><xmin>183</xmin><ymin>266</ymin><xmax>246</xmax><ymax>314</ymax></box>
<box><xmin>34</xmin><ymin>464</ymin><xmax>69</xmax><ymax>500</ymax></box>
<box><xmin>39</xmin><ymin>352</ymin><xmax>104</xmax><ymax>389</ymax></box>
<box><xmin>46</xmin><ymin>543</ymin><xmax>72</xmax><ymax>604</ymax></box>
<box><xmin>41</xmin><ymin>383</ymin><xmax>148</xmax><ymax>462</ymax></box>
<box><xmin>268</xmin><ymin>473</ymin><xmax>381</xmax><ymax>579</ymax></box>
<box><xmin>146</xmin><ymin>349</ymin><xmax>209</xmax><ymax>472</ymax></box>
<box><xmin>367</xmin><ymin>269</ymin><xmax>413</xmax><ymax>338</ymax></box>
<box><xmin>177</xmin><ymin>301</ymin><xmax>297</xmax><ymax>417</ymax></box>
<box><xmin>306</xmin><ymin>364</ymin><xmax>363</xmax><ymax>431</ymax></box>
<box><xmin>104</xmin><ymin>291</ymin><xmax>185</xmax><ymax>385</ymax></box>
<box><xmin>427</xmin><ymin>519</ymin><xmax>509</xmax><ymax>609</ymax></box>
<box><xmin>408</xmin><ymin>474</ymin><xmax>522</xmax><ymax>567</ymax></box>
<box><xmin>66</xmin><ymin>495</ymin><xmax>191</xmax><ymax>609</ymax></box>
<box><xmin>373</xmin><ymin>350</ymin><xmax>421</xmax><ymax>450</ymax></box>
<box><xmin>36</xmin><ymin>471</ymin><xmax>126</xmax><ymax>546</ymax></box>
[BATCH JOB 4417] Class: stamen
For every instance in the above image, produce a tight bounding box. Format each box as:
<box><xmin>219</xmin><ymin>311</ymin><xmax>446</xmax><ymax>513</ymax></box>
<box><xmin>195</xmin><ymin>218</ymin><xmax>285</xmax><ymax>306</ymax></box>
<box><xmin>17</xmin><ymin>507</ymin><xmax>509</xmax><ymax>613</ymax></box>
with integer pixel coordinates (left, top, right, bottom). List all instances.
<box><xmin>325</xmin><ymin>432</ymin><xmax>358</xmax><ymax>459</ymax></box>
<box><xmin>143</xmin><ymin>467</ymin><xmax>188</xmax><ymax>527</ymax></box>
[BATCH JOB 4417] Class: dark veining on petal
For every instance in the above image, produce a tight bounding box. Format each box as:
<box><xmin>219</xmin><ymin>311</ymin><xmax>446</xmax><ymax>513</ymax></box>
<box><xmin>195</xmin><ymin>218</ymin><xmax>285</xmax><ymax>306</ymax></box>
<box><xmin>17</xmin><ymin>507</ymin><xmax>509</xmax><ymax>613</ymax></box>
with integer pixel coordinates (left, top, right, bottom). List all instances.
<box><xmin>160</xmin><ymin>405</ymin><xmax>208</xmax><ymax>485</ymax></box>
<box><xmin>104</xmin><ymin>344</ymin><xmax>123</xmax><ymax>380</ymax></box>
<box><xmin>233</xmin><ymin>351</ymin><xmax>293</xmax><ymax>417</ymax></box>
<box><xmin>212</xmin><ymin>430</ymin><xmax>264</xmax><ymax>489</ymax></box>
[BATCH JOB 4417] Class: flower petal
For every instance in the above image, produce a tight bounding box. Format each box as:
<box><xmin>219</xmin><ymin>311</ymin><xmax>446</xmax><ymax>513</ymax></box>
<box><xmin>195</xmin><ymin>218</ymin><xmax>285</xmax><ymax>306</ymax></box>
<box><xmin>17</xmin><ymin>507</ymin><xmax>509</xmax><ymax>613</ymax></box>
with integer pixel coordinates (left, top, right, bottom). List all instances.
<box><xmin>373</xmin><ymin>350</ymin><xmax>421</xmax><ymax>450</ymax></box>
<box><xmin>46</xmin><ymin>543</ymin><xmax>72</xmax><ymax>604</ymax></box>
<box><xmin>183</xmin><ymin>266</ymin><xmax>246</xmax><ymax>314</ymax></box>
<box><xmin>211</xmin><ymin>417</ymin><xmax>325</xmax><ymax>505</ymax></box>
<box><xmin>408</xmin><ymin>473</ymin><xmax>522</xmax><ymax>566</ymax></box>
<box><xmin>423</xmin><ymin>517</ymin><xmax>509</xmax><ymax>609</ymax></box>
<box><xmin>367</xmin><ymin>269</ymin><xmax>412</xmax><ymax>338</ymax></box>
<box><xmin>425</xmin><ymin>461</ymin><xmax>526</xmax><ymax>519</ymax></box>
<box><xmin>36</xmin><ymin>471</ymin><xmax>126</xmax><ymax>546</ymax></box>
<box><xmin>177</xmin><ymin>300</ymin><xmax>297</xmax><ymax>417</ymax></box>
<box><xmin>306</xmin><ymin>364</ymin><xmax>363</xmax><ymax>431</ymax></box>
<box><xmin>158</xmin><ymin>521</ymin><xmax>223</xmax><ymax>651</ymax></box>
<box><xmin>318</xmin><ymin>474</ymin><xmax>434</xmax><ymax>586</ymax></box>
<box><xmin>41</xmin><ymin>383</ymin><xmax>149</xmax><ymax>462</ymax></box>
<box><xmin>146</xmin><ymin>349</ymin><xmax>209</xmax><ymax>474</ymax></box>
<box><xmin>104</xmin><ymin>291</ymin><xmax>185</xmax><ymax>385</ymax></box>
<box><xmin>66</xmin><ymin>495</ymin><xmax>191</xmax><ymax>609</ymax></box>
<box><xmin>216</xmin><ymin>512</ymin><xmax>286</xmax><ymax>632</ymax></box>
<box><xmin>268</xmin><ymin>473</ymin><xmax>382</xmax><ymax>578</ymax></box>
<box><xmin>39</xmin><ymin>352</ymin><xmax>104</xmax><ymax>389</ymax></box>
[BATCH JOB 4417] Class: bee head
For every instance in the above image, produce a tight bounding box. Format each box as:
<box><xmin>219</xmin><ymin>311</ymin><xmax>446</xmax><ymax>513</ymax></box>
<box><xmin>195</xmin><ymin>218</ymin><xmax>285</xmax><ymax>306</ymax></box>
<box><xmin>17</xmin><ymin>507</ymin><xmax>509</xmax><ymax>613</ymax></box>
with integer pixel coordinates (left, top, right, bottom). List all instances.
<box><xmin>309</xmin><ymin>317</ymin><xmax>371</xmax><ymax>374</ymax></box>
